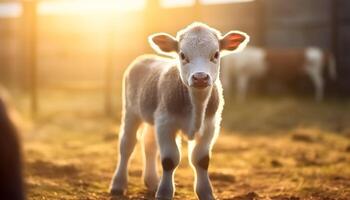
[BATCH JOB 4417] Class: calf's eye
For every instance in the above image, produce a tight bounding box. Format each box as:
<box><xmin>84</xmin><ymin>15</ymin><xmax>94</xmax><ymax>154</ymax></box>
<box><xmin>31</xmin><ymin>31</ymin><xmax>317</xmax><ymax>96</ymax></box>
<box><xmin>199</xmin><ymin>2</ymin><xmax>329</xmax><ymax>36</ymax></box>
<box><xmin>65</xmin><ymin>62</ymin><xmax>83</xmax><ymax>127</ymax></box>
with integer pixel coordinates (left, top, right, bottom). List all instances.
<box><xmin>214</xmin><ymin>51</ymin><xmax>219</xmax><ymax>59</ymax></box>
<box><xmin>179</xmin><ymin>52</ymin><xmax>189</xmax><ymax>63</ymax></box>
<box><xmin>180</xmin><ymin>52</ymin><xmax>186</xmax><ymax>60</ymax></box>
<box><xmin>211</xmin><ymin>51</ymin><xmax>219</xmax><ymax>62</ymax></box>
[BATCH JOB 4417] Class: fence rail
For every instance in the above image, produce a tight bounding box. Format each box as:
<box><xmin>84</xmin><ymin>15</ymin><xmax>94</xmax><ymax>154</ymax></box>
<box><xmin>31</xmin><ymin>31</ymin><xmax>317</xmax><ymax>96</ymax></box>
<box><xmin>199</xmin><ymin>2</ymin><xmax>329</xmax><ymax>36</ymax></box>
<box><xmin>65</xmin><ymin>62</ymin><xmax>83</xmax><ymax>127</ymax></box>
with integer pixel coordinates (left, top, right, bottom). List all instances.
<box><xmin>0</xmin><ymin>0</ymin><xmax>349</xmax><ymax>116</ymax></box>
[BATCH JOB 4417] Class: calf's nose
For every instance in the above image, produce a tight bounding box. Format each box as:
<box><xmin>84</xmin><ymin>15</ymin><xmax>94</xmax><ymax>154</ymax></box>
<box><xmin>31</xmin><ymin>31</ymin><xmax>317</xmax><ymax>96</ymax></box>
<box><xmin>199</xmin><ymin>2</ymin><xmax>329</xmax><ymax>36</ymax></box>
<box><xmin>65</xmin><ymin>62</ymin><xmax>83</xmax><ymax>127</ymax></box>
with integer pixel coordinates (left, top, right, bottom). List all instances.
<box><xmin>191</xmin><ymin>72</ymin><xmax>210</xmax><ymax>88</ymax></box>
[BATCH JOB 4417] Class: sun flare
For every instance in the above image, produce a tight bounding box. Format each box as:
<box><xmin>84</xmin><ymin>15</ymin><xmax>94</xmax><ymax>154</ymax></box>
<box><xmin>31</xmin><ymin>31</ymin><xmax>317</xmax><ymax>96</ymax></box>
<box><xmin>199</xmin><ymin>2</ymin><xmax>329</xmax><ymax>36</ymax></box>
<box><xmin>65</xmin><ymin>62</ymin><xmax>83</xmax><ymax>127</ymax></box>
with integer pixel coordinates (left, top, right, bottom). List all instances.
<box><xmin>38</xmin><ymin>0</ymin><xmax>145</xmax><ymax>15</ymax></box>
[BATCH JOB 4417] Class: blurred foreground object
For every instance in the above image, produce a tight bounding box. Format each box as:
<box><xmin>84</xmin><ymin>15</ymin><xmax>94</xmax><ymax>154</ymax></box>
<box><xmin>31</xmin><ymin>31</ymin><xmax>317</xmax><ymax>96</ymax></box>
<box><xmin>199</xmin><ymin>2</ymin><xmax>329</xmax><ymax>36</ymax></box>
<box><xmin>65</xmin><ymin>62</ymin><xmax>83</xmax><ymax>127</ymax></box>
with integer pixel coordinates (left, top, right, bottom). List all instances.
<box><xmin>0</xmin><ymin>87</ymin><xmax>25</xmax><ymax>200</ymax></box>
<box><xmin>221</xmin><ymin>46</ymin><xmax>337</xmax><ymax>102</ymax></box>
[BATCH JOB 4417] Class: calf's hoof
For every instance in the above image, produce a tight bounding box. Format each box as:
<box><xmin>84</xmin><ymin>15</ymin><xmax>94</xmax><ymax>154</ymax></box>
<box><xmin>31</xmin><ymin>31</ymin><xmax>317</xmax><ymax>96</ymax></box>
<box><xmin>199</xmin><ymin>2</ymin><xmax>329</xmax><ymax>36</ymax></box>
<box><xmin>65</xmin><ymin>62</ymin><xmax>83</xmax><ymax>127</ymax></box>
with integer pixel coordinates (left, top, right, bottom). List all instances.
<box><xmin>197</xmin><ymin>187</ymin><xmax>215</xmax><ymax>200</ymax></box>
<box><xmin>109</xmin><ymin>173</ymin><xmax>128</xmax><ymax>196</ymax></box>
<box><xmin>110</xmin><ymin>188</ymin><xmax>126</xmax><ymax>196</ymax></box>
<box><xmin>155</xmin><ymin>192</ymin><xmax>173</xmax><ymax>200</ymax></box>
<box><xmin>198</xmin><ymin>195</ymin><xmax>215</xmax><ymax>200</ymax></box>
<box><xmin>155</xmin><ymin>185</ymin><xmax>173</xmax><ymax>200</ymax></box>
<box><xmin>144</xmin><ymin>176</ymin><xmax>159</xmax><ymax>192</ymax></box>
<box><xmin>109</xmin><ymin>181</ymin><xmax>127</xmax><ymax>196</ymax></box>
<box><xmin>156</xmin><ymin>198</ymin><xmax>173</xmax><ymax>200</ymax></box>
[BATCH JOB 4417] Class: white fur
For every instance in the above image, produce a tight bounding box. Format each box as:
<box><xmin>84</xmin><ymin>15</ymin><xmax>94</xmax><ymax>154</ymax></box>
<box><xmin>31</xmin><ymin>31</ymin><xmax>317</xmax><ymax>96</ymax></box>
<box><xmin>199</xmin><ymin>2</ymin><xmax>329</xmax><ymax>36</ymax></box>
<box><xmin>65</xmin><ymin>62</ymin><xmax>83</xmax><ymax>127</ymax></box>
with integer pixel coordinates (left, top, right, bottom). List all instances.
<box><xmin>110</xmin><ymin>23</ymin><xmax>248</xmax><ymax>200</ymax></box>
<box><xmin>304</xmin><ymin>47</ymin><xmax>325</xmax><ymax>101</ymax></box>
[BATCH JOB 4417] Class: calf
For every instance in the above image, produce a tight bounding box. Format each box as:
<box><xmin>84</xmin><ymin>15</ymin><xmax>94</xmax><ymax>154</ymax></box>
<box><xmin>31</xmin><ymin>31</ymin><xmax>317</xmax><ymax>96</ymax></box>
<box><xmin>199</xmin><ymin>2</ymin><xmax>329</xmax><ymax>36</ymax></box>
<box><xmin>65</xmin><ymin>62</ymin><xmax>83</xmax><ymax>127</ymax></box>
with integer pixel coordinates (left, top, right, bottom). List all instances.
<box><xmin>0</xmin><ymin>88</ymin><xmax>24</xmax><ymax>200</ymax></box>
<box><xmin>221</xmin><ymin>46</ymin><xmax>337</xmax><ymax>102</ymax></box>
<box><xmin>110</xmin><ymin>23</ymin><xmax>249</xmax><ymax>200</ymax></box>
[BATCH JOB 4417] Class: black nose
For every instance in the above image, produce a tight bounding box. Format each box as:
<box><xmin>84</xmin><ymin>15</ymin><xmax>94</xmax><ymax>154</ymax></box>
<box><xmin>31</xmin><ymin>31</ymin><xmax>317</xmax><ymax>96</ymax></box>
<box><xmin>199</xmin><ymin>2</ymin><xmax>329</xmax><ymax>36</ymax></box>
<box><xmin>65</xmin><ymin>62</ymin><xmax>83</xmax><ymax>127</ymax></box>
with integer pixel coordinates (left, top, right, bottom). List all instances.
<box><xmin>191</xmin><ymin>72</ymin><xmax>210</xmax><ymax>88</ymax></box>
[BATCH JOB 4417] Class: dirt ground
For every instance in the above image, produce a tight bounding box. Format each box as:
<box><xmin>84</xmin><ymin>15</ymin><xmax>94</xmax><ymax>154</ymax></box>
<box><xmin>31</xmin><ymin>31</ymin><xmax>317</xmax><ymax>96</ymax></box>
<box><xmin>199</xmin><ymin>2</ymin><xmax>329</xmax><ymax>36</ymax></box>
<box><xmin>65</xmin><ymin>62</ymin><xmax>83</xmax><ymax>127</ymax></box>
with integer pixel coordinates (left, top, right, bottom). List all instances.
<box><xmin>16</xmin><ymin>90</ymin><xmax>350</xmax><ymax>200</ymax></box>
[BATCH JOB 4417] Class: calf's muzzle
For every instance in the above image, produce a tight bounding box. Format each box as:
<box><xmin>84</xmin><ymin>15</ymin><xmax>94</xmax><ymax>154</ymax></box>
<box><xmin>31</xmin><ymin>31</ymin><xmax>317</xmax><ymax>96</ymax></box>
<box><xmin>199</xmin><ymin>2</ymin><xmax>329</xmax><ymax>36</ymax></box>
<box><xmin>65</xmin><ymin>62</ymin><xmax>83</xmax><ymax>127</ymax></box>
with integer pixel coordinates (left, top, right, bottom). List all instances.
<box><xmin>191</xmin><ymin>72</ymin><xmax>210</xmax><ymax>89</ymax></box>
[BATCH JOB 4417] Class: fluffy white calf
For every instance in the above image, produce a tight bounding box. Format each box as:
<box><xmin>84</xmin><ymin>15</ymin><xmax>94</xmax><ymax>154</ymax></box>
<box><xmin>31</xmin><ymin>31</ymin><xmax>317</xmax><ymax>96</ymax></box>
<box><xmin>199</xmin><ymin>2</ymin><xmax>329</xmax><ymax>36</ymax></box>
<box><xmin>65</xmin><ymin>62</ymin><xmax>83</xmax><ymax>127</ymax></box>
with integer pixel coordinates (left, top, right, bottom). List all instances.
<box><xmin>221</xmin><ymin>46</ymin><xmax>337</xmax><ymax>102</ymax></box>
<box><xmin>110</xmin><ymin>23</ymin><xmax>249</xmax><ymax>200</ymax></box>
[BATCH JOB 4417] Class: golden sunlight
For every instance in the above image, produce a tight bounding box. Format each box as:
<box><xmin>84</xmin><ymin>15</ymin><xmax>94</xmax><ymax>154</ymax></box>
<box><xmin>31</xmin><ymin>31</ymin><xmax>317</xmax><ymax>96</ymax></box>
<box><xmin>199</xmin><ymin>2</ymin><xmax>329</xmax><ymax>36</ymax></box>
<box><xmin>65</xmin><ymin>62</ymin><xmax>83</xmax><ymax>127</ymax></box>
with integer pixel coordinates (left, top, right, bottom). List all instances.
<box><xmin>38</xmin><ymin>0</ymin><xmax>145</xmax><ymax>15</ymax></box>
<box><xmin>1</xmin><ymin>0</ymin><xmax>350</xmax><ymax>199</ymax></box>
<box><xmin>0</xmin><ymin>2</ymin><xmax>22</xmax><ymax>18</ymax></box>
<box><xmin>160</xmin><ymin>0</ymin><xmax>254</xmax><ymax>8</ymax></box>
<box><xmin>201</xmin><ymin>0</ymin><xmax>255</xmax><ymax>5</ymax></box>
<box><xmin>161</xmin><ymin>0</ymin><xmax>195</xmax><ymax>8</ymax></box>
<box><xmin>0</xmin><ymin>0</ymin><xmax>256</xmax><ymax>17</ymax></box>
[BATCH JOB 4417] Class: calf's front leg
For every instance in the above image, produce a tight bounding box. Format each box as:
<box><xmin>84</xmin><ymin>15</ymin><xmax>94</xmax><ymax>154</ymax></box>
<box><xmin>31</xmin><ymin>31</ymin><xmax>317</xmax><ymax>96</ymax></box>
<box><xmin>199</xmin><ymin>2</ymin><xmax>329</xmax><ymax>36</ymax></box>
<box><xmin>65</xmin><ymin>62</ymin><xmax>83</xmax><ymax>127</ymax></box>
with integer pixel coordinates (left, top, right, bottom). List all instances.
<box><xmin>191</xmin><ymin>120</ymin><xmax>217</xmax><ymax>200</ymax></box>
<box><xmin>155</xmin><ymin>119</ymin><xmax>180</xmax><ymax>200</ymax></box>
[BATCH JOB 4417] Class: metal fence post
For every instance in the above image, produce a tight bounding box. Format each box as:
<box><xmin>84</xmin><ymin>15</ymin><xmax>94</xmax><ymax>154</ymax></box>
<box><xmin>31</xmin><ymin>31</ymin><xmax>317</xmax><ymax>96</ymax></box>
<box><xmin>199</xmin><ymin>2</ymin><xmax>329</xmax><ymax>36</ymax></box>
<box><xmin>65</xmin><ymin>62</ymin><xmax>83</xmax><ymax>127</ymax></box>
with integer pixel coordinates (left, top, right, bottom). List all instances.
<box><xmin>22</xmin><ymin>0</ymin><xmax>38</xmax><ymax>117</ymax></box>
<box><xmin>105</xmin><ymin>17</ymin><xmax>115</xmax><ymax>117</ymax></box>
<box><xmin>256</xmin><ymin>0</ymin><xmax>265</xmax><ymax>46</ymax></box>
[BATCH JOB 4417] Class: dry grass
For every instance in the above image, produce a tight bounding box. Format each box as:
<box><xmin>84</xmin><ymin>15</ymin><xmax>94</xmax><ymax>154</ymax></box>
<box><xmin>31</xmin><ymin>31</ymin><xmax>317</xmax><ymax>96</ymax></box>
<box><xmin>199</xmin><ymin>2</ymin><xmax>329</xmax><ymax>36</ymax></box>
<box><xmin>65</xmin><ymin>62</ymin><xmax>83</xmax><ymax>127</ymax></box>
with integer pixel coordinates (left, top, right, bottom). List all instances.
<box><xmin>15</xmin><ymin>90</ymin><xmax>350</xmax><ymax>200</ymax></box>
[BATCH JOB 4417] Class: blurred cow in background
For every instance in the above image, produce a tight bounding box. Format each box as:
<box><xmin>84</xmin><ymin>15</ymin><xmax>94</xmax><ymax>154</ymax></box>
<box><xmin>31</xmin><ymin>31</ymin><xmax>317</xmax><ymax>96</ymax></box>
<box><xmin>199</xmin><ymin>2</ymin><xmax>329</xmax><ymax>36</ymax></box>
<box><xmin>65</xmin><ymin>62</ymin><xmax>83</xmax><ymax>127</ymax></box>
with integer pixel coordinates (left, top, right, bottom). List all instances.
<box><xmin>0</xmin><ymin>86</ymin><xmax>25</xmax><ymax>200</ymax></box>
<box><xmin>221</xmin><ymin>46</ymin><xmax>337</xmax><ymax>102</ymax></box>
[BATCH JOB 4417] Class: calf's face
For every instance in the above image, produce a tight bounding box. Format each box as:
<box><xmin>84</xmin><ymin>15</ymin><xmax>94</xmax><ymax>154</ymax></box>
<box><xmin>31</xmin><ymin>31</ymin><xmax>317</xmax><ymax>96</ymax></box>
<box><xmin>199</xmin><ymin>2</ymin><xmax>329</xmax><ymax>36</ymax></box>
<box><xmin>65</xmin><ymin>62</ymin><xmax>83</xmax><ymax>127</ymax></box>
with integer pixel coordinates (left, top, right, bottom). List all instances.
<box><xmin>149</xmin><ymin>23</ymin><xmax>249</xmax><ymax>89</ymax></box>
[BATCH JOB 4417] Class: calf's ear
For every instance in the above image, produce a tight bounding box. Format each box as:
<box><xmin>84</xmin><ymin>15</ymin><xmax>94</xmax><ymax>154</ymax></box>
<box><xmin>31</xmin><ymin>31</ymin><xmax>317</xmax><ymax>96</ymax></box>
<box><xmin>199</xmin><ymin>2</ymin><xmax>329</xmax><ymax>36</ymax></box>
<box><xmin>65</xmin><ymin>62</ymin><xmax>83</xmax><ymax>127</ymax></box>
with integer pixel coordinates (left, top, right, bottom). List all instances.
<box><xmin>220</xmin><ymin>31</ymin><xmax>249</xmax><ymax>55</ymax></box>
<box><xmin>148</xmin><ymin>33</ymin><xmax>178</xmax><ymax>57</ymax></box>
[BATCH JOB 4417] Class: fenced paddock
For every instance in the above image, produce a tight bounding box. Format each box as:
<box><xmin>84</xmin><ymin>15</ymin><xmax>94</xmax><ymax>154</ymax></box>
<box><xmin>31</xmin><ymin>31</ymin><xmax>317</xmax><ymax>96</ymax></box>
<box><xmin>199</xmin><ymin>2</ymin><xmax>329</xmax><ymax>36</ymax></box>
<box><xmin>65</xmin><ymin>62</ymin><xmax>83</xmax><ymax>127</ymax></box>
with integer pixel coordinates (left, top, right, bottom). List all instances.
<box><xmin>0</xmin><ymin>1</ymin><xmax>350</xmax><ymax>200</ymax></box>
<box><xmin>0</xmin><ymin>0</ymin><xmax>349</xmax><ymax>116</ymax></box>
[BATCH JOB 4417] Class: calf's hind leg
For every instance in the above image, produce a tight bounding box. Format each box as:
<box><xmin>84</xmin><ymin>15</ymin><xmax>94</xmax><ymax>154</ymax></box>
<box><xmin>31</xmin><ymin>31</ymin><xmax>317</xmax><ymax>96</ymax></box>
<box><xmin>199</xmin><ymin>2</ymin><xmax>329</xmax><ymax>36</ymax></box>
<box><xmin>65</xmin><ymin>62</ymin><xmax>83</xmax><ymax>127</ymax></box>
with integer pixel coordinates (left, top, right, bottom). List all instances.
<box><xmin>110</xmin><ymin>111</ymin><xmax>141</xmax><ymax>195</ymax></box>
<box><xmin>142</xmin><ymin>124</ymin><xmax>159</xmax><ymax>192</ymax></box>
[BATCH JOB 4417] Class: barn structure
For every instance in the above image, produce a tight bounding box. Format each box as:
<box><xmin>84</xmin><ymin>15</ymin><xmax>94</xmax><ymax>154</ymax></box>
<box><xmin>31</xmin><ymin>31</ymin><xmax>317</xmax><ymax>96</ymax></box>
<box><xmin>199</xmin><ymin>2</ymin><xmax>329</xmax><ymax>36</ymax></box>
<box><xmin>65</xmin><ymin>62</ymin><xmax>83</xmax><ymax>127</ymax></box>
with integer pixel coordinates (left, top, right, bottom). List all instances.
<box><xmin>0</xmin><ymin>0</ymin><xmax>349</xmax><ymax>113</ymax></box>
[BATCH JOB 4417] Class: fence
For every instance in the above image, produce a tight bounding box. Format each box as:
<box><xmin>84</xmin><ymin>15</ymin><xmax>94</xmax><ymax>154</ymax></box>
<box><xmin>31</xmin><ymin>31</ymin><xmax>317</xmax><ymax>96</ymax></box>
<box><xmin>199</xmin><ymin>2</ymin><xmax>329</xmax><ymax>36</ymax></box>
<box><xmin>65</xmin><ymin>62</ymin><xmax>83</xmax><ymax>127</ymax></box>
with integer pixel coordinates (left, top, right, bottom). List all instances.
<box><xmin>0</xmin><ymin>0</ymin><xmax>349</xmax><ymax>116</ymax></box>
